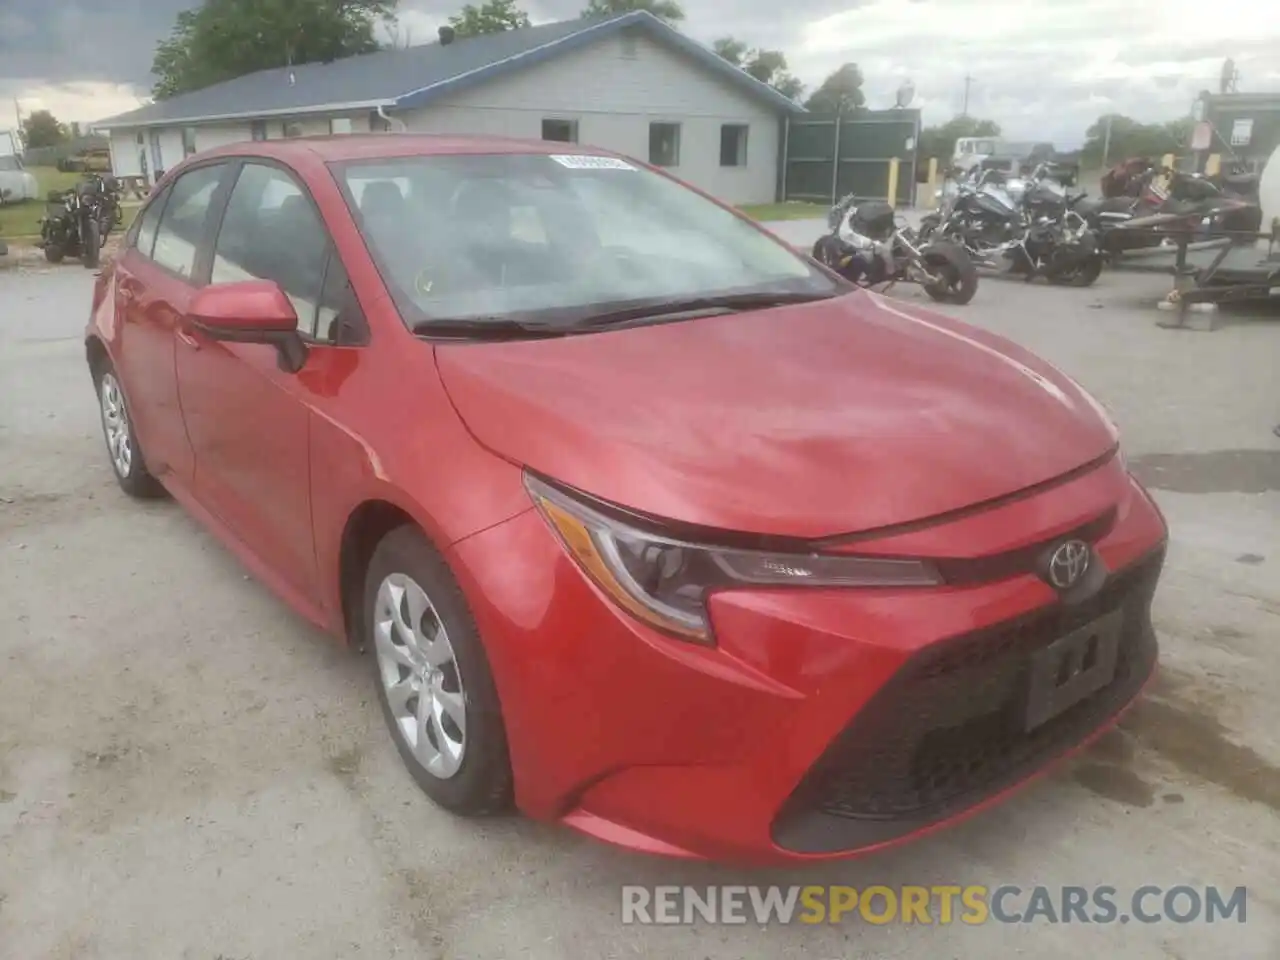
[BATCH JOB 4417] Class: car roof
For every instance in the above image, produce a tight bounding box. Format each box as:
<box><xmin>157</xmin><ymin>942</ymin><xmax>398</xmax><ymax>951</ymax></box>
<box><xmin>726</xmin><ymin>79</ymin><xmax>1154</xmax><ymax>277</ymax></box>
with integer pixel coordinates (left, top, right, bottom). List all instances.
<box><xmin>197</xmin><ymin>133</ymin><xmax>618</xmax><ymax>165</ymax></box>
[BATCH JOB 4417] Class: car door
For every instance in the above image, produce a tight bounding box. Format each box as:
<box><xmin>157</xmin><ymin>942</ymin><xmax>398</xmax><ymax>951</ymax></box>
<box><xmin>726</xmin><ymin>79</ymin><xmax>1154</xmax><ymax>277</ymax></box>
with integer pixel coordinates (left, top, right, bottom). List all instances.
<box><xmin>175</xmin><ymin>159</ymin><xmax>349</xmax><ymax>604</ymax></box>
<box><xmin>114</xmin><ymin>163</ymin><xmax>230</xmax><ymax>487</ymax></box>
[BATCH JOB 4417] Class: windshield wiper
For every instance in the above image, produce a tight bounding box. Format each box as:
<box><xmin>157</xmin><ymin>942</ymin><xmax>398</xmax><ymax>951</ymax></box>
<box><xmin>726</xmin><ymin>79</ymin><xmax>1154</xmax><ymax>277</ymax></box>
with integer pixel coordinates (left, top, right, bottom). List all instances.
<box><xmin>411</xmin><ymin>317</ymin><xmax>573</xmax><ymax>340</ymax></box>
<box><xmin>564</xmin><ymin>290</ymin><xmax>838</xmax><ymax>329</ymax></box>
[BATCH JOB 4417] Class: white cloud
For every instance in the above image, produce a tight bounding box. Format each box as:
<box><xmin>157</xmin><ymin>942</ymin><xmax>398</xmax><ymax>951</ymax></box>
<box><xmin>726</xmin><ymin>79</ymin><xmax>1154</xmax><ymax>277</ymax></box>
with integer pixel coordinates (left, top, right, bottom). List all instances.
<box><xmin>3</xmin><ymin>81</ymin><xmax>149</xmax><ymax>129</ymax></box>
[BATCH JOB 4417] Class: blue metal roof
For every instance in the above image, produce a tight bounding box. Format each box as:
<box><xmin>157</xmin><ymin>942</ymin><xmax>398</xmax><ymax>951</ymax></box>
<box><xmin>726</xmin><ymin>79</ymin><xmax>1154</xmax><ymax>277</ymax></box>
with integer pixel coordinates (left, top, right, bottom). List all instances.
<box><xmin>95</xmin><ymin>12</ymin><xmax>805</xmax><ymax>129</ymax></box>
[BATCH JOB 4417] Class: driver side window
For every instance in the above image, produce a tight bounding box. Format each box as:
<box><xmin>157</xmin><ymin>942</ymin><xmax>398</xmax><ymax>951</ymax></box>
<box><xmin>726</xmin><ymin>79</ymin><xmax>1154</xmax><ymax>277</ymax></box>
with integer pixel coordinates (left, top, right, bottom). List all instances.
<box><xmin>211</xmin><ymin>162</ymin><xmax>341</xmax><ymax>340</ymax></box>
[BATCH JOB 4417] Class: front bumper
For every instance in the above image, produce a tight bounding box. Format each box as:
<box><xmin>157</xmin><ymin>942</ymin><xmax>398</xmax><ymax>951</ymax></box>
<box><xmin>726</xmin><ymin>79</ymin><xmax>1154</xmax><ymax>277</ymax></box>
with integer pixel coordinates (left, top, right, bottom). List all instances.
<box><xmin>446</xmin><ymin>459</ymin><xmax>1168</xmax><ymax>864</ymax></box>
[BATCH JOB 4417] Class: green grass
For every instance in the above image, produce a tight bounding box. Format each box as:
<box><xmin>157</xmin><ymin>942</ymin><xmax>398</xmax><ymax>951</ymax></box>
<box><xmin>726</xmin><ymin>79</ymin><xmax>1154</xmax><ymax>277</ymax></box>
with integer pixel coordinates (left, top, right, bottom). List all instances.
<box><xmin>739</xmin><ymin>201</ymin><xmax>827</xmax><ymax>221</ymax></box>
<box><xmin>0</xmin><ymin>167</ymin><xmax>136</xmax><ymax>241</ymax></box>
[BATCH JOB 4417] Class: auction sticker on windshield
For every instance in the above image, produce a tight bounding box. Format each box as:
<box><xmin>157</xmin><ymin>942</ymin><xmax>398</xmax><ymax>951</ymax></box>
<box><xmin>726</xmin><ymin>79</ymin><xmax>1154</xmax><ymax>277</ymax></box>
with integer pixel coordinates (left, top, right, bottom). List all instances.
<box><xmin>550</xmin><ymin>155</ymin><xmax>636</xmax><ymax>170</ymax></box>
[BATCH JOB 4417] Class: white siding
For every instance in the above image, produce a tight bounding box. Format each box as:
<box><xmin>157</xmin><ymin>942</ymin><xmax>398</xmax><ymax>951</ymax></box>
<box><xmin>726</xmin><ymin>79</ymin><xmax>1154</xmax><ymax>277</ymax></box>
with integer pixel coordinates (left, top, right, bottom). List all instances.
<box><xmin>401</xmin><ymin>31</ymin><xmax>781</xmax><ymax>204</ymax></box>
<box><xmin>194</xmin><ymin>123</ymin><xmax>252</xmax><ymax>151</ymax></box>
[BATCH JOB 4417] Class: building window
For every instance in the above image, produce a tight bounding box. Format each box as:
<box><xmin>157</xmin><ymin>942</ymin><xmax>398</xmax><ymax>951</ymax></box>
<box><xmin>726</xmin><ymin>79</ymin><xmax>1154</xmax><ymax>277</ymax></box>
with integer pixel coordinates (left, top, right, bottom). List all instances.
<box><xmin>720</xmin><ymin>124</ymin><xmax>749</xmax><ymax>167</ymax></box>
<box><xmin>251</xmin><ymin>120</ymin><xmax>267</xmax><ymax>141</ymax></box>
<box><xmin>283</xmin><ymin>121</ymin><xmax>303</xmax><ymax>138</ymax></box>
<box><xmin>330</xmin><ymin>117</ymin><xmax>353</xmax><ymax>135</ymax></box>
<box><xmin>181</xmin><ymin>126</ymin><xmax>197</xmax><ymax>157</ymax></box>
<box><xmin>648</xmin><ymin>122</ymin><xmax>680</xmax><ymax>167</ymax></box>
<box><xmin>541</xmin><ymin>118</ymin><xmax>578</xmax><ymax>143</ymax></box>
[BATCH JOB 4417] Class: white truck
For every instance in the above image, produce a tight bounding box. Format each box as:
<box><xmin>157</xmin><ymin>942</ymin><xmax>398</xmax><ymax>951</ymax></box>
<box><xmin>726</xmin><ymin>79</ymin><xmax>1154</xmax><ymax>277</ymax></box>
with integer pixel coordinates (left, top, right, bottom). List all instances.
<box><xmin>0</xmin><ymin>129</ymin><xmax>40</xmax><ymax>204</ymax></box>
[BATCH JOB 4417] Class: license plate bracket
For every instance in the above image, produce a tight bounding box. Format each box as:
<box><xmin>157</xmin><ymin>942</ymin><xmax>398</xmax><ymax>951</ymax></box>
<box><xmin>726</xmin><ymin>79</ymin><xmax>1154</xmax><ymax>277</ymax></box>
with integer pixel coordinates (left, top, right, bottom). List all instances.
<box><xmin>1024</xmin><ymin>609</ymin><xmax>1124</xmax><ymax>732</ymax></box>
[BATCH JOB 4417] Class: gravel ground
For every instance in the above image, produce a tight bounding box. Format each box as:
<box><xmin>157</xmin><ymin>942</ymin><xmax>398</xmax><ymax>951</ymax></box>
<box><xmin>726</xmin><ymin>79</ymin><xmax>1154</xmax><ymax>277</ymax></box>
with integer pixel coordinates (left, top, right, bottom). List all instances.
<box><xmin>2</xmin><ymin>240</ymin><xmax>1280</xmax><ymax>960</ymax></box>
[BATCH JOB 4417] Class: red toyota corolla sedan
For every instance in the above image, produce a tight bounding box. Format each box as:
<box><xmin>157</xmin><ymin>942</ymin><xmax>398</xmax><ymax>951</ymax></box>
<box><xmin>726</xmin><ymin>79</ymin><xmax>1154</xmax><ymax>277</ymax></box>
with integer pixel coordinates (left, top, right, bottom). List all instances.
<box><xmin>86</xmin><ymin>135</ymin><xmax>1167</xmax><ymax>864</ymax></box>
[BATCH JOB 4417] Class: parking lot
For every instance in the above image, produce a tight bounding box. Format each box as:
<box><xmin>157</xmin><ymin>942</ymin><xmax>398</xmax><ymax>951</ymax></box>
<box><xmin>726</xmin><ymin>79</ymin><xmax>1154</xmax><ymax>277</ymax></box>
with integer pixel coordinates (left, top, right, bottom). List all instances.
<box><xmin>2</xmin><ymin>231</ymin><xmax>1280</xmax><ymax>959</ymax></box>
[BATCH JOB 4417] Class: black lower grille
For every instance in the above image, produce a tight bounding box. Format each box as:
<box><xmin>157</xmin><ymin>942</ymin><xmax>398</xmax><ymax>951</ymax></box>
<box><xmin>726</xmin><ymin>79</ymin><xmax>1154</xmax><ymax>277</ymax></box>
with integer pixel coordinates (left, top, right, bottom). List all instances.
<box><xmin>772</xmin><ymin>546</ymin><xmax>1164</xmax><ymax>854</ymax></box>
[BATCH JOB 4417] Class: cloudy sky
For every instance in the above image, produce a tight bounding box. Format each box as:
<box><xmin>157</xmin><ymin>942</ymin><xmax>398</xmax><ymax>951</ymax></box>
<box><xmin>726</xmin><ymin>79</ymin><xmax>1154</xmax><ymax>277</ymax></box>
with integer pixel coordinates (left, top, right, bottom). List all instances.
<box><xmin>3</xmin><ymin>0</ymin><xmax>1279</xmax><ymax>146</ymax></box>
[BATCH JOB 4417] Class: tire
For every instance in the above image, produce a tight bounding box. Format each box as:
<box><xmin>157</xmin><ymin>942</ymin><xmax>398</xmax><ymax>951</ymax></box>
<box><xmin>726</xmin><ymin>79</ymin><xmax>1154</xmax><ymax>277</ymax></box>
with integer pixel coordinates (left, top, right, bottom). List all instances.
<box><xmin>80</xmin><ymin>217</ymin><xmax>100</xmax><ymax>269</ymax></box>
<box><xmin>364</xmin><ymin>526</ymin><xmax>513</xmax><ymax>816</ymax></box>
<box><xmin>44</xmin><ymin>244</ymin><xmax>65</xmax><ymax>264</ymax></box>
<box><xmin>94</xmin><ymin>360</ymin><xmax>165</xmax><ymax>498</ymax></box>
<box><xmin>922</xmin><ymin>241</ymin><xmax>979</xmax><ymax>305</ymax></box>
<box><xmin>1049</xmin><ymin>256</ymin><xmax>1104</xmax><ymax>287</ymax></box>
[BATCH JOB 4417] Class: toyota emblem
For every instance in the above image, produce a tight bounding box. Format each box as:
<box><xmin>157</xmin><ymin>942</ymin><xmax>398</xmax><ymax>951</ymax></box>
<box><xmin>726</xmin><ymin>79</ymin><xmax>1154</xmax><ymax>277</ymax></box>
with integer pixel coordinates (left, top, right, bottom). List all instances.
<box><xmin>1047</xmin><ymin>540</ymin><xmax>1091</xmax><ymax>590</ymax></box>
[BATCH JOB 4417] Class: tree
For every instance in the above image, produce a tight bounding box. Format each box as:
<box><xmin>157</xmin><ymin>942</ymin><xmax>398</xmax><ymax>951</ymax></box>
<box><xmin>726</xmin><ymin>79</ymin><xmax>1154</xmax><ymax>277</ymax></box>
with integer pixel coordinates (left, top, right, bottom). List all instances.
<box><xmin>917</xmin><ymin>115</ymin><xmax>1001</xmax><ymax>163</ymax></box>
<box><xmin>1080</xmin><ymin>114</ymin><xmax>1189</xmax><ymax>167</ymax></box>
<box><xmin>580</xmin><ymin>0</ymin><xmax>685</xmax><ymax>24</ymax></box>
<box><xmin>152</xmin><ymin>0</ymin><xmax>397</xmax><ymax>99</ymax></box>
<box><xmin>21</xmin><ymin>110</ymin><xmax>69</xmax><ymax>148</ymax></box>
<box><xmin>712</xmin><ymin>36</ymin><xmax>804</xmax><ymax>101</ymax></box>
<box><xmin>449</xmin><ymin>0</ymin><xmax>530</xmax><ymax>37</ymax></box>
<box><xmin>803</xmin><ymin>63</ymin><xmax>865</xmax><ymax>114</ymax></box>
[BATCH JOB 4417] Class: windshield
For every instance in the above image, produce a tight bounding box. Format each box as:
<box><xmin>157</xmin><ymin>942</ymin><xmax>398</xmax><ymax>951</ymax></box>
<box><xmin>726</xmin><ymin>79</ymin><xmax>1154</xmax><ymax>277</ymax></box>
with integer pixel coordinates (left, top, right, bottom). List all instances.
<box><xmin>331</xmin><ymin>152</ymin><xmax>839</xmax><ymax>329</ymax></box>
<box><xmin>0</xmin><ymin>155</ymin><xmax>22</xmax><ymax>172</ymax></box>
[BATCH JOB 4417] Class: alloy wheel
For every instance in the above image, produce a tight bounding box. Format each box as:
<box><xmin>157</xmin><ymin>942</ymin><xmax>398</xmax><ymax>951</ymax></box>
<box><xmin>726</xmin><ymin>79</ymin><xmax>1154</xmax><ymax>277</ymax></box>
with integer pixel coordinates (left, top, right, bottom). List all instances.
<box><xmin>99</xmin><ymin>372</ymin><xmax>133</xmax><ymax>478</ymax></box>
<box><xmin>373</xmin><ymin>573</ymin><xmax>468</xmax><ymax>779</ymax></box>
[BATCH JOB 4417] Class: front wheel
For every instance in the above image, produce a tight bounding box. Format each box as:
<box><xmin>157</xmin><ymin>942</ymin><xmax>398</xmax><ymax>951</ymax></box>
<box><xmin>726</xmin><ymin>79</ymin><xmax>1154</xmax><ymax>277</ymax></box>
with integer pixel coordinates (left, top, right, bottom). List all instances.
<box><xmin>43</xmin><ymin>243</ymin><xmax>65</xmax><ymax>264</ymax></box>
<box><xmin>1049</xmin><ymin>256</ymin><xmax>1104</xmax><ymax>287</ymax></box>
<box><xmin>921</xmin><ymin>241</ymin><xmax>979</xmax><ymax>305</ymax></box>
<box><xmin>364</xmin><ymin>526</ymin><xmax>513</xmax><ymax>816</ymax></box>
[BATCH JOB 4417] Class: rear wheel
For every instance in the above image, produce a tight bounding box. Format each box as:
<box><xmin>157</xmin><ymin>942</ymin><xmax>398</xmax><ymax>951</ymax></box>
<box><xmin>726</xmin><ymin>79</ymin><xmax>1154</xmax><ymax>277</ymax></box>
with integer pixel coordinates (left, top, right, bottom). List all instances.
<box><xmin>94</xmin><ymin>361</ymin><xmax>164</xmax><ymax>498</ymax></box>
<box><xmin>922</xmin><ymin>241</ymin><xmax>979</xmax><ymax>305</ymax></box>
<box><xmin>80</xmin><ymin>217</ymin><xmax>100</xmax><ymax>269</ymax></box>
<box><xmin>364</xmin><ymin>526</ymin><xmax>513</xmax><ymax>816</ymax></box>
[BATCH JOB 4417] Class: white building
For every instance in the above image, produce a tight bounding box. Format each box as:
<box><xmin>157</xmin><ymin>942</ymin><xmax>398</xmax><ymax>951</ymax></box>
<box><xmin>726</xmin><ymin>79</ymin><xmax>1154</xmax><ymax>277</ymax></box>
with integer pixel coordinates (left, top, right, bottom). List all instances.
<box><xmin>93</xmin><ymin>12</ymin><xmax>804</xmax><ymax>205</ymax></box>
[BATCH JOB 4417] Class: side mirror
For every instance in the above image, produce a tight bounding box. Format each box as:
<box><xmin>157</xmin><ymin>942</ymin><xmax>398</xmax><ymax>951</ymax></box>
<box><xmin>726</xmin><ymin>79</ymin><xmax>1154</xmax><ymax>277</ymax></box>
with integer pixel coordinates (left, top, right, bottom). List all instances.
<box><xmin>187</xmin><ymin>280</ymin><xmax>308</xmax><ymax>372</ymax></box>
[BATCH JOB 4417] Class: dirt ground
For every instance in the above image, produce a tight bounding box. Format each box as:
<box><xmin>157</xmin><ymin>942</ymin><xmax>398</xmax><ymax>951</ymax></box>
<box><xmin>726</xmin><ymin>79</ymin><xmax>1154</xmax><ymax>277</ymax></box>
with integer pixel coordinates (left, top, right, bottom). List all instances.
<box><xmin>2</xmin><ymin>242</ymin><xmax>1280</xmax><ymax>959</ymax></box>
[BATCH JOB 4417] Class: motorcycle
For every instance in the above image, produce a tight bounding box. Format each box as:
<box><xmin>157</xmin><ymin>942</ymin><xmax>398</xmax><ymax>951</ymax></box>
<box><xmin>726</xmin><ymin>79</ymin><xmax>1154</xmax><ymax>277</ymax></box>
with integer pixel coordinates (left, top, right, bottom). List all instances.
<box><xmin>921</xmin><ymin>165</ymin><xmax>1104</xmax><ymax>286</ymax></box>
<box><xmin>814</xmin><ymin>199</ymin><xmax>979</xmax><ymax>305</ymax></box>
<box><xmin>38</xmin><ymin>173</ymin><xmax>122</xmax><ymax>268</ymax></box>
<box><xmin>1071</xmin><ymin>165</ymin><xmax>1263</xmax><ymax>261</ymax></box>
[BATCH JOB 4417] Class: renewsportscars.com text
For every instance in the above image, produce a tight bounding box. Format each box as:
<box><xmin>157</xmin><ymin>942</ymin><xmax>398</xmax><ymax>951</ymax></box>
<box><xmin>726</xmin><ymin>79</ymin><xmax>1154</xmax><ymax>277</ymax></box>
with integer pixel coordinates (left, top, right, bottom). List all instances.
<box><xmin>621</xmin><ymin>884</ymin><xmax>1248</xmax><ymax>926</ymax></box>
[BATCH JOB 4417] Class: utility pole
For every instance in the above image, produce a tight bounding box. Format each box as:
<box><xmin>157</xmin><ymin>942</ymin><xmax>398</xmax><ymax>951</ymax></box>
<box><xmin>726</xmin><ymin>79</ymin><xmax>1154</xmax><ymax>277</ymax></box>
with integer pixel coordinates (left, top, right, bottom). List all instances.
<box><xmin>1101</xmin><ymin>114</ymin><xmax>1113</xmax><ymax>169</ymax></box>
<box><xmin>961</xmin><ymin>75</ymin><xmax>972</xmax><ymax>117</ymax></box>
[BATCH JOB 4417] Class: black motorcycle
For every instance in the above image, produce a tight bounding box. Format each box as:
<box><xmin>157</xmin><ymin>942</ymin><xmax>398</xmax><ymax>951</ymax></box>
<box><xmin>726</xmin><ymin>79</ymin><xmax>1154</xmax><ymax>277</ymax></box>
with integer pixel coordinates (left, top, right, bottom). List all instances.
<box><xmin>39</xmin><ymin>173</ymin><xmax>122</xmax><ymax>268</ymax></box>
<box><xmin>813</xmin><ymin>199</ymin><xmax>979</xmax><ymax>305</ymax></box>
<box><xmin>1071</xmin><ymin>166</ymin><xmax>1263</xmax><ymax>261</ymax></box>
<box><xmin>920</xmin><ymin>168</ymin><xmax>1104</xmax><ymax>287</ymax></box>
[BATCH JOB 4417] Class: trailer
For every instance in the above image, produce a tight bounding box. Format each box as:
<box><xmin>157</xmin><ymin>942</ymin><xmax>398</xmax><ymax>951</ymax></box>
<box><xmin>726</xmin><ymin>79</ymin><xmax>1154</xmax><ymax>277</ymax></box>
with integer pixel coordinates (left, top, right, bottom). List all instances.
<box><xmin>1096</xmin><ymin>143</ymin><xmax>1279</xmax><ymax>329</ymax></box>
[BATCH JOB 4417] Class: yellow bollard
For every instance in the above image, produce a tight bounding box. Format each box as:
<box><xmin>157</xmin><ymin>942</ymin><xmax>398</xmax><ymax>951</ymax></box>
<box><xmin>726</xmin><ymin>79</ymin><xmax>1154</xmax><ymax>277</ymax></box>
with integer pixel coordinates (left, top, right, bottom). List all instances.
<box><xmin>926</xmin><ymin>156</ymin><xmax>939</xmax><ymax>209</ymax></box>
<box><xmin>887</xmin><ymin>157</ymin><xmax>900</xmax><ymax>206</ymax></box>
<box><xmin>1205</xmin><ymin>153</ymin><xmax>1221</xmax><ymax>177</ymax></box>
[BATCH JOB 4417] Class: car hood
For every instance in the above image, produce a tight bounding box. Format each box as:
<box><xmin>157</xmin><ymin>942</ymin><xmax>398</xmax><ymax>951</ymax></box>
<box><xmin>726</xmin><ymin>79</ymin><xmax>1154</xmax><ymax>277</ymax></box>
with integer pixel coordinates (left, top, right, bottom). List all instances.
<box><xmin>435</xmin><ymin>291</ymin><xmax>1117</xmax><ymax>539</ymax></box>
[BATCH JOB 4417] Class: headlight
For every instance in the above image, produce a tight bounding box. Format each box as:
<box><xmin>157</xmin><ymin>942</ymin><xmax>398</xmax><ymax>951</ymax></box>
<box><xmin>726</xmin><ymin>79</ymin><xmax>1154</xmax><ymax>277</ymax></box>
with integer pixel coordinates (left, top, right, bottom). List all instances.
<box><xmin>524</xmin><ymin>474</ymin><xmax>942</xmax><ymax>644</ymax></box>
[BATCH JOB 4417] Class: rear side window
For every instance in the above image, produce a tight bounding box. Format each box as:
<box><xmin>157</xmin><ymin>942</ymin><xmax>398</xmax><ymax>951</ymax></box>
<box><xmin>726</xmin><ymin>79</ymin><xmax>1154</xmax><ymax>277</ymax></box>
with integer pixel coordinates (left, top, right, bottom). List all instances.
<box><xmin>151</xmin><ymin>164</ymin><xmax>226</xmax><ymax>279</ymax></box>
<box><xmin>211</xmin><ymin>162</ymin><xmax>333</xmax><ymax>337</ymax></box>
<box><xmin>131</xmin><ymin>188</ymin><xmax>169</xmax><ymax>258</ymax></box>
